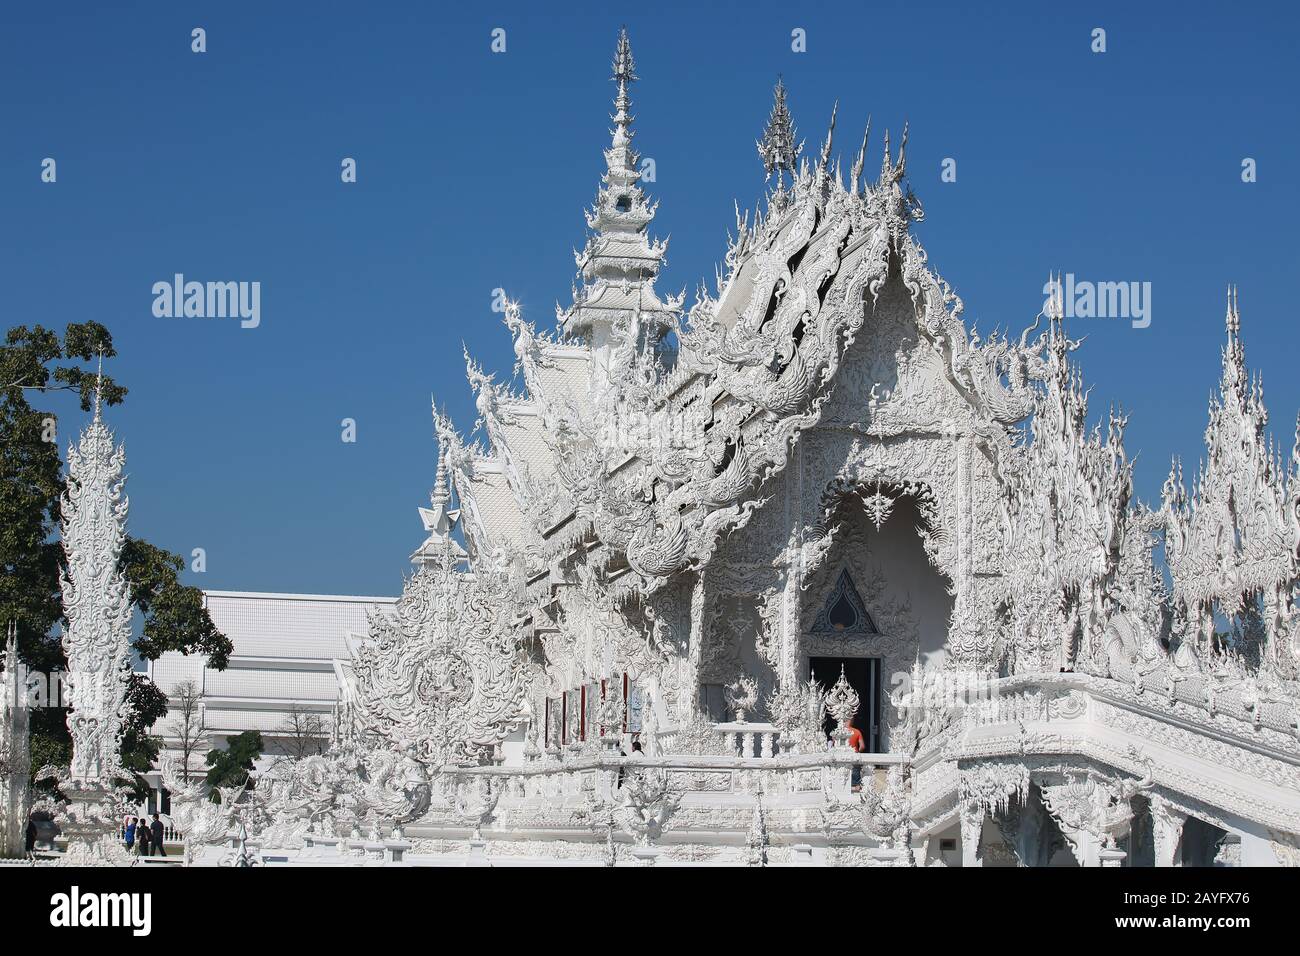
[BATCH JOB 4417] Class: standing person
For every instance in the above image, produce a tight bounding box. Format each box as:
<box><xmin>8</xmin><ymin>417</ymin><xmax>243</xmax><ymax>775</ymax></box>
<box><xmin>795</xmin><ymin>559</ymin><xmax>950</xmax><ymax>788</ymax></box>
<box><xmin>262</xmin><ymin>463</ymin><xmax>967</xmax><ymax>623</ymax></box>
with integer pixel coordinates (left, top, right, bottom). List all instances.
<box><xmin>25</xmin><ymin>816</ymin><xmax>37</xmax><ymax>854</ymax></box>
<box><xmin>124</xmin><ymin>816</ymin><xmax>137</xmax><ymax>852</ymax></box>
<box><xmin>150</xmin><ymin>813</ymin><xmax>166</xmax><ymax>857</ymax></box>
<box><xmin>136</xmin><ymin>822</ymin><xmax>150</xmax><ymax>857</ymax></box>
<box><xmin>845</xmin><ymin>718</ymin><xmax>865</xmax><ymax>753</ymax></box>
<box><xmin>845</xmin><ymin>717</ymin><xmax>866</xmax><ymax>791</ymax></box>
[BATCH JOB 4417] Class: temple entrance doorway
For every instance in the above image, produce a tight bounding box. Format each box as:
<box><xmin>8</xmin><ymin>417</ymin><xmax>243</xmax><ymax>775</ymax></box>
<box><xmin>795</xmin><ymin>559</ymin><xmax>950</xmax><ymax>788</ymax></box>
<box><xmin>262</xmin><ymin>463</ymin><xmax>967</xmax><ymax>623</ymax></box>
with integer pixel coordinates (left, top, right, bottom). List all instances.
<box><xmin>809</xmin><ymin>656</ymin><xmax>882</xmax><ymax>752</ymax></box>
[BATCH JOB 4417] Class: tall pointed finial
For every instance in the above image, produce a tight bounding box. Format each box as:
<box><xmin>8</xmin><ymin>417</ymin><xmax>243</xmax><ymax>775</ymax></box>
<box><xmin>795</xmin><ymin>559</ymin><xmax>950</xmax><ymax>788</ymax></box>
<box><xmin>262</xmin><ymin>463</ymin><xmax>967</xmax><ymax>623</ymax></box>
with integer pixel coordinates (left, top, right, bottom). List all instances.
<box><xmin>92</xmin><ymin>350</ymin><xmax>105</xmax><ymax>422</ymax></box>
<box><xmin>817</xmin><ymin>101</ymin><xmax>838</xmax><ymax>172</ymax></box>
<box><xmin>1225</xmin><ymin>283</ymin><xmax>1240</xmax><ymax>336</ymax></box>
<box><xmin>612</xmin><ymin>26</ymin><xmax>636</xmax><ymax>87</ymax></box>
<box><xmin>560</xmin><ymin>27</ymin><xmax>675</xmax><ymax>345</ymax></box>
<box><xmin>757</xmin><ymin>76</ymin><xmax>798</xmax><ymax>186</ymax></box>
<box><xmin>432</xmin><ymin>447</ymin><xmax>451</xmax><ymax>510</ymax></box>
<box><xmin>608</xmin><ymin>27</ymin><xmax>638</xmax><ymax>159</ymax></box>
<box><xmin>850</xmin><ymin>116</ymin><xmax>871</xmax><ymax>194</ymax></box>
<box><xmin>1046</xmin><ymin>272</ymin><xmax>1065</xmax><ymax>325</ymax></box>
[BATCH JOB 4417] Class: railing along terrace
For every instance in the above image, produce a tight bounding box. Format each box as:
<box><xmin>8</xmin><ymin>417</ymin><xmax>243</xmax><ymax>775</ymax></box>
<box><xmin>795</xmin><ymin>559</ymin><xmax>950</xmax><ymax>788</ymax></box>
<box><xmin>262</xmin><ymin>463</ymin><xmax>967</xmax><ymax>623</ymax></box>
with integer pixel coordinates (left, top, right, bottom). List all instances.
<box><xmin>712</xmin><ymin>721</ymin><xmax>781</xmax><ymax>758</ymax></box>
<box><xmin>445</xmin><ymin>747</ymin><xmax>908</xmax><ymax>804</ymax></box>
<box><xmin>118</xmin><ymin>819</ymin><xmax>184</xmax><ymax>843</ymax></box>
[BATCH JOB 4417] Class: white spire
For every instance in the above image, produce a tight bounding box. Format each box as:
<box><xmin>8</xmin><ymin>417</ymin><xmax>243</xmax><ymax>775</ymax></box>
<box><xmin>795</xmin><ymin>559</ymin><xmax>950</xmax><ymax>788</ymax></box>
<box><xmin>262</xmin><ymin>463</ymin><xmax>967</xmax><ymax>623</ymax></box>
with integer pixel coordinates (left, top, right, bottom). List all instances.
<box><xmin>559</xmin><ymin>28</ymin><xmax>678</xmax><ymax>346</ymax></box>
<box><xmin>92</xmin><ymin>350</ymin><xmax>104</xmax><ymax>422</ymax></box>
<box><xmin>60</xmin><ymin>402</ymin><xmax>132</xmax><ymax>790</ymax></box>
<box><xmin>413</xmin><ymin>434</ymin><xmax>466</xmax><ymax>567</ymax></box>
<box><xmin>757</xmin><ymin>76</ymin><xmax>799</xmax><ymax>187</ymax></box>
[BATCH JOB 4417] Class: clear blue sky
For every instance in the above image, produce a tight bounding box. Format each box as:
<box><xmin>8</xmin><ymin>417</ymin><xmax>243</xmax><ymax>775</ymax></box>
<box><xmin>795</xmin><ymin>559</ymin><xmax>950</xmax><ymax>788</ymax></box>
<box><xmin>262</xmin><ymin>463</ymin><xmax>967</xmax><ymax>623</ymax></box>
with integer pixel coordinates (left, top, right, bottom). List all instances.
<box><xmin>2</xmin><ymin>1</ymin><xmax>1296</xmax><ymax>598</ymax></box>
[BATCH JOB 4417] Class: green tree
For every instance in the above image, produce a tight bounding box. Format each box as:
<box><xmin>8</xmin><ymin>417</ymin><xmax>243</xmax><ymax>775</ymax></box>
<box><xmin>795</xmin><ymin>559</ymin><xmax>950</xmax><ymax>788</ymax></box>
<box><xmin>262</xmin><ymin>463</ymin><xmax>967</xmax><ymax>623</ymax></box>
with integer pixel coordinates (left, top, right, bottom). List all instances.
<box><xmin>205</xmin><ymin>731</ymin><xmax>264</xmax><ymax>797</ymax></box>
<box><xmin>1</xmin><ymin>322</ymin><xmax>232</xmax><ymax>789</ymax></box>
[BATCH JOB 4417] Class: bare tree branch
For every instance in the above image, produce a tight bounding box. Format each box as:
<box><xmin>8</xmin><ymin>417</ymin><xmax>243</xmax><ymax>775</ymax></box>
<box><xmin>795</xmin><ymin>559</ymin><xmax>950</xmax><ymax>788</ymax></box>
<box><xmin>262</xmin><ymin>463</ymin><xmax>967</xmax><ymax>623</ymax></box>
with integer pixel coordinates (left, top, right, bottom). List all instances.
<box><xmin>276</xmin><ymin>705</ymin><xmax>327</xmax><ymax>760</ymax></box>
<box><xmin>165</xmin><ymin>680</ymin><xmax>207</xmax><ymax>785</ymax></box>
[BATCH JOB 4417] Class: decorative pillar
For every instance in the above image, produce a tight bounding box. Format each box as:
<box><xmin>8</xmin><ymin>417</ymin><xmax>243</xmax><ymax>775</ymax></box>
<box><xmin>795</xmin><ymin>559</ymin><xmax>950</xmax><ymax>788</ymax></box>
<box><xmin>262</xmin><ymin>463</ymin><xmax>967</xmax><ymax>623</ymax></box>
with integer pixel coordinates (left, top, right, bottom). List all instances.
<box><xmin>959</xmin><ymin>806</ymin><xmax>985</xmax><ymax>868</ymax></box>
<box><xmin>778</xmin><ymin>438</ymin><xmax>805</xmax><ymax>689</ymax></box>
<box><xmin>1150</xmin><ymin>794</ymin><xmax>1187</xmax><ymax>868</ymax></box>
<box><xmin>1</xmin><ymin>623</ymin><xmax>32</xmax><ymax>857</ymax></box>
<box><xmin>55</xmin><ymin>389</ymin><xmax>135</xmax><ymax>865</ymax></box>
<box><xmin>681</xmin><ymin>572</ymin><xmax>706</xmax><ymax>717</ymax></box>
<box><xmin>780</xmin><ymin>536</ymin><xmax>804</xmax><ymax>689</ymax></box>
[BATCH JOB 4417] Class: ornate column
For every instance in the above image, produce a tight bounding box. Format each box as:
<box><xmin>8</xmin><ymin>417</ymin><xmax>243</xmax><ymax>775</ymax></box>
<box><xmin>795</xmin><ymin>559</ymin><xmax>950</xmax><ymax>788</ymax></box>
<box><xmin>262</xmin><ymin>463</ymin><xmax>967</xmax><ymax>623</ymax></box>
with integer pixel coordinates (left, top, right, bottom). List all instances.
<box><xmin>1150</xmin><ymin>793</ymin><xmax>1188</xmax><ymax>868</ymax></box>
<box><xmin>680</xmin><ymin>571</ymin><xmax>706</xmax><ymax>717</ymax></box>
<box><xmin>779</xmin><ymin>439</ymin><xmax>805</xmax><ymax>688</ymax></box>
<box><xmin>1</xmin><ymin>623</ymin><xmax>32</xmax><ymax>857</ymax></box>
<box><xmin>959</xmin><ymin>805</ymin><xmax>985</xmax><ymax>868</ymax></box>
<box><xmin>55</xmin><ymin>394</ymin><xmax>135</xmax><ymax>865</ymax></box>
<box><xmin>779</xmin><ymin>539</ymin><xmax>803</xmax><ymax>688</ymax></box>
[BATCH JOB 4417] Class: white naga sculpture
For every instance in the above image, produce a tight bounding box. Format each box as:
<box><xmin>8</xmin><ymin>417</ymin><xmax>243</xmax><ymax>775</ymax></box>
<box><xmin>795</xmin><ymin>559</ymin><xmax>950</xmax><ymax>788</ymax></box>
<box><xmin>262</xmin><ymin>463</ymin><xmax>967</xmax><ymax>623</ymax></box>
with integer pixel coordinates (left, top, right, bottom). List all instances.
<box><xmin>155</xmin><ymin>30</ymin><xmax>1300</xmax><ymax>866</ymax></box>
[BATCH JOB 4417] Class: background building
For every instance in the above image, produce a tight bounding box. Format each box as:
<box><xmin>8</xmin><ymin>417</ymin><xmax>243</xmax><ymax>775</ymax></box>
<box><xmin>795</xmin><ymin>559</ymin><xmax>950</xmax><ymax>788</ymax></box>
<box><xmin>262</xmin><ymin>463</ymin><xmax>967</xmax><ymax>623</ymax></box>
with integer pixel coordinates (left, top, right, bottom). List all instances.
<box><xmin>147</xmin><ymin>591</ymin><xmax>396</xmax><ymax>792</ymax></box>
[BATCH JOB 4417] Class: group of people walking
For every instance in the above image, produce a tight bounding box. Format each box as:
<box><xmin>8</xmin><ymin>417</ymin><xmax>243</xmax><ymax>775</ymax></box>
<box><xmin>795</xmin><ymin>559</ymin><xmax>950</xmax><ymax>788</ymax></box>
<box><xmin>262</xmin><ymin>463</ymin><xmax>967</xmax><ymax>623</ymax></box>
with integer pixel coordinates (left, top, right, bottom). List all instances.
<box><xmin>124</xmin><ymin>814</ymin><xmax>167</xmax><ymax>857</ymax></box>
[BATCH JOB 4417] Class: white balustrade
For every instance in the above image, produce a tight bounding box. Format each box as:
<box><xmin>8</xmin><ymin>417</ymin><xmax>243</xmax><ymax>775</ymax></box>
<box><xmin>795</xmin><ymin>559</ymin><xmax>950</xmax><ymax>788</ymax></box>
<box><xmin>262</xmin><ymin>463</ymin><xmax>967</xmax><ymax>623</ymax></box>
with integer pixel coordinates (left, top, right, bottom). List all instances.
<box><xmin>713</xmin><ymin>721</ymin><xmax>781</xmax><ymax>758</ymax></box>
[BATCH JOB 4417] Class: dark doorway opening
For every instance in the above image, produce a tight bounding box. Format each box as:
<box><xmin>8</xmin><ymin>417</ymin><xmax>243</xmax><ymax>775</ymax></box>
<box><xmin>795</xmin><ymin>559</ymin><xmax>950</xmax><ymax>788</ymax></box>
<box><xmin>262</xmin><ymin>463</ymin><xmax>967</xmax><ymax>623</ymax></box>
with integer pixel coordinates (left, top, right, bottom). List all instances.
<box><xmin>809</xmin><ymin>656</ymin><xmax>882</xmax><ymax>752</ymax></box>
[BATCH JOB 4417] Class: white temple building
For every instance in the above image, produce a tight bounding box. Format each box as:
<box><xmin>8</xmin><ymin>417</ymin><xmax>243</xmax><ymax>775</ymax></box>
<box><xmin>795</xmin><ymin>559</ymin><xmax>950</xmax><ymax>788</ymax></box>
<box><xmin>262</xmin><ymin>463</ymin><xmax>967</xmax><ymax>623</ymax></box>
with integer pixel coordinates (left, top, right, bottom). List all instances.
<box><xmin>6</xmin><ymin>29</ymin><xmax>1299</xmax><ymax>868</ymax></box>
<box><xmin>148</xmin><ymin>591</ymin><xmax>396</xmax><ymax>773</ymax></box>
<box><xmin>220</xmin><ymin>29</ymin><xmax>1293</xmax><ymax>868</ymax></box>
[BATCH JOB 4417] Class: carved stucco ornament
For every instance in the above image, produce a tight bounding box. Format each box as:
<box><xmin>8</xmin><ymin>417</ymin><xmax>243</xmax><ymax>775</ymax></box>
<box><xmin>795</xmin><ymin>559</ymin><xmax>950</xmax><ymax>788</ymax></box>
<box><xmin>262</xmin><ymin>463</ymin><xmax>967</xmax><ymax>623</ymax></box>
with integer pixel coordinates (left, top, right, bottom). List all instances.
<box><xmin>351</xmin><ymin>555</ymin><xmax>526</xmax><ymax>767</ymax></box>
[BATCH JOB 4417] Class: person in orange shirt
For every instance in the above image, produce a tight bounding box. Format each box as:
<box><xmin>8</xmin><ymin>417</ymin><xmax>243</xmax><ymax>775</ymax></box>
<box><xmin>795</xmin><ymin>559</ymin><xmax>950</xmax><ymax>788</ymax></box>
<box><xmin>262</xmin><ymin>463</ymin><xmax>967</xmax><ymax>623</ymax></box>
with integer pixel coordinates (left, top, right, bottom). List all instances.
<box><xmin>846</xmin><ymin>718</ymin><xmax>866</xmax><ymax>792</ymax></box>
<box><xmin>845</xmin><ymin>718</ymin><xmax>865</xmax><ymax>753</ymax></box>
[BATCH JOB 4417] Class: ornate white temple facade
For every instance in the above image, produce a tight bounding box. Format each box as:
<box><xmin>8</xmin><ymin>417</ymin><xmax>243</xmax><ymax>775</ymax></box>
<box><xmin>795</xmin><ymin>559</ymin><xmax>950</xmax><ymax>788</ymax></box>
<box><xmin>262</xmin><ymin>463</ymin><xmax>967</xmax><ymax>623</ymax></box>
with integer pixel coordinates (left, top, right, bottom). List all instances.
<box><xmin>259</xmin><ymin>29</ymin><xmax>1300</xmax><ymax>868</ymax></box>
<box><xmin>6</xmin><ymin>30</ymin><xmax>1298</xmax><ymax>868</ymax></box>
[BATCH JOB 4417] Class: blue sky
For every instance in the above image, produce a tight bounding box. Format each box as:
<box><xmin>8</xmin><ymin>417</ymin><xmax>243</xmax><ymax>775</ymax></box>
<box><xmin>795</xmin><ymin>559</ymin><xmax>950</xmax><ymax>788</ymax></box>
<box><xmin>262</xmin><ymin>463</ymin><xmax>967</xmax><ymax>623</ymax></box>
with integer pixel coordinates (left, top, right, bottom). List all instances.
<box><xmin>2</xmin><ymin>1</ymin><xmax>1297</xmax><ymax>598</ymax></box>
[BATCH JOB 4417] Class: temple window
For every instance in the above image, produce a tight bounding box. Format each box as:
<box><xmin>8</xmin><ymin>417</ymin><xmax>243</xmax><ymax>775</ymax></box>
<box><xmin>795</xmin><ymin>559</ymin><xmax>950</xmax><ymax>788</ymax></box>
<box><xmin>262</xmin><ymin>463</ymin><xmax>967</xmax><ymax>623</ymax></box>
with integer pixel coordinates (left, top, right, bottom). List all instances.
<box><xmin>811</xmin><ymin>569</ymin><xmax>878</xmax><ymax>634</ymax></box>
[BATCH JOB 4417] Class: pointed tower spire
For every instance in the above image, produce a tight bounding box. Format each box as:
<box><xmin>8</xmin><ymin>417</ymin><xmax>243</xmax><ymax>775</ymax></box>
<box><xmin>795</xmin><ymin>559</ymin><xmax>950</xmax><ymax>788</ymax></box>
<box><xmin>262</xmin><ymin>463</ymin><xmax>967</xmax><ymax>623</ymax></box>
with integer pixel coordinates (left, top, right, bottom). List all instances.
<box><xmin>432</xmin><ymin>453</ymin><xmax>450</xmax><ymax>510</ymax></box>
<box><xmin>757</xmin><ymin>76</ymin><xmax>799</xmax><ymax>187</ymax></box>
<box><xmin>559</xmin><ymin>28</ymin><xmax>677</xmax><ymax>360</ymax></box>
<box><xmin>56</xmin><ymin>394</ymin><xmax>135</xmax><ymax>862</ymax></box>
<box><xmin>817</xmin><ymin>100</ymin><xmax>838</xmax><ymax>172</ymax></box>
<box><xmin>850</xmin><ymin>116</ymin><xmax>871</xmax><ymax>194</ymax></box>
<box><xmin>414</xmin><ymin>435</ymin><xmax>466</xmax><ymax>567</ymax></box>
<box><xmin>608</xmin><ymin>26</ymin><xmax>638</xmax><ymax>179</ymax></box>
<box><xmin>92</xmin><ymin>350</ymin><xmax>104</xmax><ymax>422</ymax></box>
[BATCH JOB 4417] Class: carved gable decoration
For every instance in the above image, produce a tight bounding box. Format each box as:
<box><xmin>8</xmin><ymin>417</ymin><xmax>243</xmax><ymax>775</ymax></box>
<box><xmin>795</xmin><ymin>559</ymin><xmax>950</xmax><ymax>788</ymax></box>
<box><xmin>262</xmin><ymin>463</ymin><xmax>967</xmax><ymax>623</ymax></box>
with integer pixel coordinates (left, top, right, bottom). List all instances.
<box><xmin>812</xmin><ymin>569</ymin><xmax>878</xmax><ymax>635</ymax></box>
<box><xmin>351</xmin><ymin>558</ymin><xmax>526</xmax><ymax>767</ymax></box>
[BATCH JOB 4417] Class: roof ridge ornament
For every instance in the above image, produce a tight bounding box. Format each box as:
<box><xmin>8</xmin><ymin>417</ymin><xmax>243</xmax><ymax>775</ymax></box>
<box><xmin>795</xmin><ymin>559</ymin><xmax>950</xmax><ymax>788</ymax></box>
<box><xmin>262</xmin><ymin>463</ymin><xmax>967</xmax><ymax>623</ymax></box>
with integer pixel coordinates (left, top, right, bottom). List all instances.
<box><xmin>817</xmin><ymin>100</ymin><xmax>838</xmax><ymax>173</ymax></box>
<box><xmin>612</xmin><ymin>25</ymin><xmax>636</xmax><ymax>87</ymax></box>
<box><xmin>850</xmin><ymin>116</ymin><xmax>871</xmax><ymax>195</ymax></box>
<box><xmin>757</xmin><ymin>76</ymin><xmax>799</xmax><ymax>189</ymax></box>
